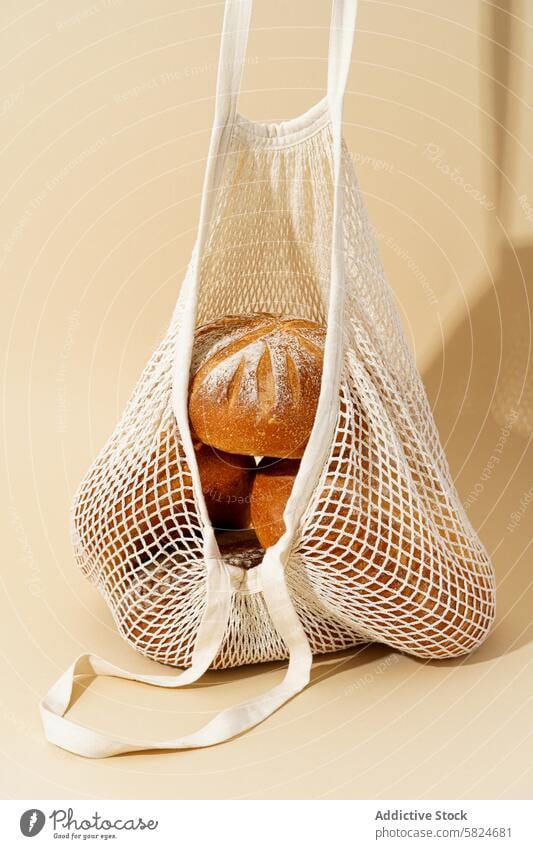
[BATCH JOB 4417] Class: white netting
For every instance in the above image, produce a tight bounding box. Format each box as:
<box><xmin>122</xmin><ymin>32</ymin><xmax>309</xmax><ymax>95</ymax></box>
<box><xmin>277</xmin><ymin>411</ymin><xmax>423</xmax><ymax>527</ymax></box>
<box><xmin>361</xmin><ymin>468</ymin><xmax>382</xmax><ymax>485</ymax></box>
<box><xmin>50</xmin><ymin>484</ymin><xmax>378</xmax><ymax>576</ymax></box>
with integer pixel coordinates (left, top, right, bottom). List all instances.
<box><xmin>72</xmin><ymin>101</ymin><xmax>495</xmax><ymax>670</ymax></box>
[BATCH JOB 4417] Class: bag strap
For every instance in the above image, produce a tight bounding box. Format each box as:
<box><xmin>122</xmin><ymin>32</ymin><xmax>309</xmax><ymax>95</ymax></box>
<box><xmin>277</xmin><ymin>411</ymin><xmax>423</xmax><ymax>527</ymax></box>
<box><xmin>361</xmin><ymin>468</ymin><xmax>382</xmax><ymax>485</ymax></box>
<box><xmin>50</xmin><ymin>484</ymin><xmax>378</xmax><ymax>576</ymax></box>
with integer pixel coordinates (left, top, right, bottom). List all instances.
<box><xmin>41</xmin><ymin>1</ymin><xmax>357</xmax><ymax>758</ymax></box>
<box><xmin>40</xmin><ymin>550</ymin><xmax>312</xmax><ymax>757</ymax></box>
<box><xmin>170</xmin><ymin>0</ymin><xmax>254</xmax><ymax>532</ymax></box>
<box><xmin>212</xmin><ymin>0</ymin><xmax>253</xmax><ymax>130</ymax></box>
<box><xmin>279</xmin><ymin>0</ymin><xmax>358</xmax><ymax>542</ymax></box>
<box><xmin>328</xmin><ymin>0</ymin><xmax>358</xmax><ymax>110</ymax></box>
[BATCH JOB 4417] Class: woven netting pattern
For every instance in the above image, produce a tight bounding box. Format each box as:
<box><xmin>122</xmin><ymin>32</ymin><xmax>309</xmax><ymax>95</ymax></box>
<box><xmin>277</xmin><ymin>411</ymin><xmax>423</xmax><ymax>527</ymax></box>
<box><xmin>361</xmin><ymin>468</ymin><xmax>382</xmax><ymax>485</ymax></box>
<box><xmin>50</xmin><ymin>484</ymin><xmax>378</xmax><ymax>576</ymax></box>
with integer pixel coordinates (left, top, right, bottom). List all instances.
<box><xmin>72</xmin><ymin>111</ymin><xmax>495</xmax><ymax>668</ymax></box>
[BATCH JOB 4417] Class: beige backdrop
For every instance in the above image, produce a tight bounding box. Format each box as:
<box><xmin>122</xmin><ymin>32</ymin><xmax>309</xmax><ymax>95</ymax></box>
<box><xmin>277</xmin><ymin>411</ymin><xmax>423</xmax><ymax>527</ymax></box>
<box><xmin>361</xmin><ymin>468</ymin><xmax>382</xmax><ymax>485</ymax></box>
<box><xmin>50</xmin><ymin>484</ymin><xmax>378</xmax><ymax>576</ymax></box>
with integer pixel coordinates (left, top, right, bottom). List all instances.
<box><xmin>1</xmin><ymin>0</ymin><xmax>531</xmax><ymax>799</ymax></box>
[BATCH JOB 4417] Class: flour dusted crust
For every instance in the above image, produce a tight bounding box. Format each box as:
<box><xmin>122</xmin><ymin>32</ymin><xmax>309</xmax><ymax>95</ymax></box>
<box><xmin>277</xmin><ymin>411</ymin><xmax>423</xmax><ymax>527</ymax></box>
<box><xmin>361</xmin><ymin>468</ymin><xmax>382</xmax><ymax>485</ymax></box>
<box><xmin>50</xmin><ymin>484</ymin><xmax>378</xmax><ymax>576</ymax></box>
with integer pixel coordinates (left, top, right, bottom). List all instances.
<box><xmin>188</xmin><ymin>313</ymin><xmax>326</xmax><ymax>458</ymax></box>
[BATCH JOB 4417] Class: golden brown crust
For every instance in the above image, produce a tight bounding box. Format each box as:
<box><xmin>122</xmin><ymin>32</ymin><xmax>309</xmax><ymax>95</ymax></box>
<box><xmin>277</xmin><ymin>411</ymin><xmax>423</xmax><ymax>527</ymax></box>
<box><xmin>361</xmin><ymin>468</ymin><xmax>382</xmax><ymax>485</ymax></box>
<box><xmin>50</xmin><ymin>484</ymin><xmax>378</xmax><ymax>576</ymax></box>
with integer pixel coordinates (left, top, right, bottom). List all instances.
<box><xmin>250</xmin><ymin>457</ymin><xmax>300</xmax><ymax>548</ymax></box>
<box><xmin>188</xmin><ymin>313</ymin><xmax>325</xmax><ymax>458</ymax></box>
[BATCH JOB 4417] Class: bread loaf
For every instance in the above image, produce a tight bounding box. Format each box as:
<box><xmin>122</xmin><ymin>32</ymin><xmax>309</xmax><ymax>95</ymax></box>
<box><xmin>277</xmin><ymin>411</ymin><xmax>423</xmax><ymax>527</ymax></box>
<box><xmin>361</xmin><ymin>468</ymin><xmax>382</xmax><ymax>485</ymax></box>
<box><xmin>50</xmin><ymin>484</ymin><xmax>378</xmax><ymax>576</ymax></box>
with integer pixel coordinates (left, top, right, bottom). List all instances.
<box><xmin>188</xmin><ymin>313</ymin><xmax>325</xmax><ymax>458</ymax></box>
<box><xmin>251</xmin><ymin>435</ymin><xmax>488</xmax><ymax>653</ymax></box>
<box><xmin>105</xmin><ymin>433</ymin><xmax>254</xmax><ymax>562</ymax></box>
<box><xmin>105</xmin><ymin>431</ymin><xmax>191</xmax><ymax>556</ymax></box>
<box><xmin>195</xmin><ymin>442</ymin><xmax>254</xmax><ymax>530</ymax></box>
<box><xmin>305</xmin><ymin>411</ymin><xmax>494</xmax><ymax>656</ymax></box>
<box><xmin>250</xmin><ymin>457</ymin><xmax>300</xmax><ymax>548</ymax></box>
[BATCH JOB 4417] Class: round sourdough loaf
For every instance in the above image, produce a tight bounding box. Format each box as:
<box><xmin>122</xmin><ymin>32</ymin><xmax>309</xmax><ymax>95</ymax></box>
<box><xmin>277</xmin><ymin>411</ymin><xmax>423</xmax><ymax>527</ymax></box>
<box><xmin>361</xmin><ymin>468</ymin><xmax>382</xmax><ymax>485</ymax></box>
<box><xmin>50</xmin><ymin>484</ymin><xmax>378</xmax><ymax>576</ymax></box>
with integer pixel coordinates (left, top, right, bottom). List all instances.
<box><xmin>188</xmin><ymin>313</ymin><xmax>326</xmax><ymax>458</ymax></box>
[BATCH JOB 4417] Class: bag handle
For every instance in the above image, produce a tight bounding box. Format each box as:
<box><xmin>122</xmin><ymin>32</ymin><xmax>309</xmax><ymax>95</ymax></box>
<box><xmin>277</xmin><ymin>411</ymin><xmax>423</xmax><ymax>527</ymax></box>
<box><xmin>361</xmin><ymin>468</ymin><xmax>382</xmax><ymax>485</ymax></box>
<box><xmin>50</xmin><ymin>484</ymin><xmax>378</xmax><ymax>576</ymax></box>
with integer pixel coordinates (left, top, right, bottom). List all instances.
<box><xmin>328</xmin><ymin>0</ymin><xmax>358</xmax><ymax>110</ymax></box>
<box><xmin>211</xmin><ymin>0</ymin><xmax>357</xmax><ymax>125</ymax></box>
<box><xmin>212</xmin><ymin>0</ymin><xmax>253</xmax><ymax>131</ymax></box>
<box><xmin>213</xmin><ymin>0</ymin><xmax>357</xmax><ymax>125</ymax></box>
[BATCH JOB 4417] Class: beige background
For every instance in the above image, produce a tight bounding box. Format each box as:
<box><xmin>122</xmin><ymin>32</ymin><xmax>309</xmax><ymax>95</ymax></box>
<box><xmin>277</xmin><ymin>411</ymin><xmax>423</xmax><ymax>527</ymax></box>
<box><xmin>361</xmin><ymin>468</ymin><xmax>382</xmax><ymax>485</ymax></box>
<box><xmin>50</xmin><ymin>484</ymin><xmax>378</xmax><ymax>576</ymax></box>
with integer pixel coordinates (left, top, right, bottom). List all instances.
<box><xmin>1</xmin><ymin>0</ymin><xmax>532</xmax><ymax>799</ymax></box>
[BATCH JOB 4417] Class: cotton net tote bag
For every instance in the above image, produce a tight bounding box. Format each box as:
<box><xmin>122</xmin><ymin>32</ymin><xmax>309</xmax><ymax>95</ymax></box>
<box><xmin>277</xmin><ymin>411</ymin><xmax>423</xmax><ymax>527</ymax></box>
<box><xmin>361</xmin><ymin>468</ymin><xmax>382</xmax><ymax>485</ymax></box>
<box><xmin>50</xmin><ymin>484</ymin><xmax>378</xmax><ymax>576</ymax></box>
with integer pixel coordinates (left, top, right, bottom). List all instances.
<box><xmin>41</xmin><ymin>0</ymin><xmax>496</xmax><ymax>758</ymax></box>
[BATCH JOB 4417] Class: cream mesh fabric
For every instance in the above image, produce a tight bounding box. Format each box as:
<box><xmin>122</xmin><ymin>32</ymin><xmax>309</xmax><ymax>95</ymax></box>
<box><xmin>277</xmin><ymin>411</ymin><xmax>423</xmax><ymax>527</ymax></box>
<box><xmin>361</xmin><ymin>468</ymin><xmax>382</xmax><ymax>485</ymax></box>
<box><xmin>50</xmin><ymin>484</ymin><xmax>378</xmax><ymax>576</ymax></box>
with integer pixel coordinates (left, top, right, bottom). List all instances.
<box><xmin>72</xmin><ymin>99</ymin><xmax>495</xmax><ymax>669</ymax></box>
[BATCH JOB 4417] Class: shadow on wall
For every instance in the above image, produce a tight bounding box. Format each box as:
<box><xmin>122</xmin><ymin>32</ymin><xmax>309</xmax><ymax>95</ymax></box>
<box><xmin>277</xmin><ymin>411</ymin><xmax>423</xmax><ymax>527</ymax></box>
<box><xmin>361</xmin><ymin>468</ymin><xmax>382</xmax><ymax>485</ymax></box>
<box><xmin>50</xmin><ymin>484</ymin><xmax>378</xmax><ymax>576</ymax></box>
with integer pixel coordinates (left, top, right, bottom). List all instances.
<box><xmin>423</xmin><ymin>238</ymin><xmax>532</xmax><ymax>665</ymax></box>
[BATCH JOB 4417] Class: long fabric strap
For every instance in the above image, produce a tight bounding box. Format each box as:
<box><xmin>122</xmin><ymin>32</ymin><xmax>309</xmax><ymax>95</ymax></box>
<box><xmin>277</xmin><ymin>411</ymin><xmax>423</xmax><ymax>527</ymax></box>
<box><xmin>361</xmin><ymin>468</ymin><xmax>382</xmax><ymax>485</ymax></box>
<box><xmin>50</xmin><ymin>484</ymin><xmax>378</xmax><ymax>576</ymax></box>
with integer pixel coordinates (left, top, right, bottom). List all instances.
<box><xmin>278</xmin><ymin>0</ymin><xmax>357</xmax><ymax>549</ymax></box>
<box><xmin>40</xmin><ymin>552</ymin><xmax>312</xmax><ymax>758</ymax></box>
<box><xmin>40</xmin><ymin>0</ymin><xmax>357</xmax><ymax>758</ymax></box>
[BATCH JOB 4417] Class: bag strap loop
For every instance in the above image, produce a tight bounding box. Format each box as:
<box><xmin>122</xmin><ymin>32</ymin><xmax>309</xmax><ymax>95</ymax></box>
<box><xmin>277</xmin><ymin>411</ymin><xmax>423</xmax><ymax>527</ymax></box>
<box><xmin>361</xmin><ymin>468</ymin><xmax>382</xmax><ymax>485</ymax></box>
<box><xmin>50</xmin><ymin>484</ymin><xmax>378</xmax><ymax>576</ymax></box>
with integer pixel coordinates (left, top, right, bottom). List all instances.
<box><xmin>40</xmin><ymin>551</ymin><xmax>312</xmax><ymax>757</ymax></box>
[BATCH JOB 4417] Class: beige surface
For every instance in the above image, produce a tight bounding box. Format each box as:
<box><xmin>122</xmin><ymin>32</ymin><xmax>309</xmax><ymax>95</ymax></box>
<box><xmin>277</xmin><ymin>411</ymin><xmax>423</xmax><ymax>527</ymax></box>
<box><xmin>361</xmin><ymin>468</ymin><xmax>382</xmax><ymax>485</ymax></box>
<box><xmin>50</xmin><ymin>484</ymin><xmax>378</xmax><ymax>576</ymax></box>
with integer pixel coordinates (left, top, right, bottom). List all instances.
<box><xmin>1</xmin><ymin>0</ymin><xmax>531</xmax><ymax>799</ymax></box>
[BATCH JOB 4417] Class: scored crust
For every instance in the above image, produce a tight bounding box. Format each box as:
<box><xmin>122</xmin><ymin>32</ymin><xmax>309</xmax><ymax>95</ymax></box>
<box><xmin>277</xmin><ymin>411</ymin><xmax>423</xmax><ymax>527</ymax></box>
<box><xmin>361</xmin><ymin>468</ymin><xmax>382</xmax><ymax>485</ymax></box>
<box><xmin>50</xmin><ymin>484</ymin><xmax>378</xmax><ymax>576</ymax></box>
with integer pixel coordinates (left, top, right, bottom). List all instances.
<box><xmin>188</xmin><ymin>313</ymin><xmax>326</xmax><ymax>458</ymax></box>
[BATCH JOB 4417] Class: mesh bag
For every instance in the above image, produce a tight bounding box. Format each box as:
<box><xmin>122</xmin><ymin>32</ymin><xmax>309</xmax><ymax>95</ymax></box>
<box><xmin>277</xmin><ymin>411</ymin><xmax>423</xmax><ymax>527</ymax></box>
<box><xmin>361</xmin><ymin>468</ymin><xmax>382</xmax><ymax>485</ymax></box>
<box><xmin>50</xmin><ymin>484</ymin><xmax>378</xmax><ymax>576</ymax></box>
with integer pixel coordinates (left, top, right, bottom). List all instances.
<box><xmin>41</xmin><ymin>0</ymin><xmax>495</xmax><ymax>757</ymax></box>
